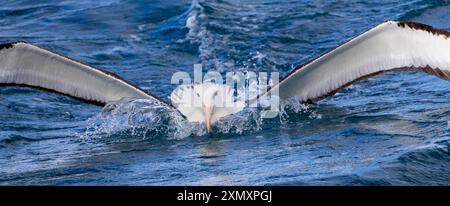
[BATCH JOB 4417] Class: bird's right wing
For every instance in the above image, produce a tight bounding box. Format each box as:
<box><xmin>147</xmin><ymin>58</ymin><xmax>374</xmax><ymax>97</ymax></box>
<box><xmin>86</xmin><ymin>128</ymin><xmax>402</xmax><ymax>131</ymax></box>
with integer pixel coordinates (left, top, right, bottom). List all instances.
<box><xmin>253</xmin><ymin>21</ymin><xmax>450</xmax><ymax>104</ymax></box>
<box><xmin>0</xmin><ymin>41</ymin><xmax>169</xmax><ymax>106</ymax></box>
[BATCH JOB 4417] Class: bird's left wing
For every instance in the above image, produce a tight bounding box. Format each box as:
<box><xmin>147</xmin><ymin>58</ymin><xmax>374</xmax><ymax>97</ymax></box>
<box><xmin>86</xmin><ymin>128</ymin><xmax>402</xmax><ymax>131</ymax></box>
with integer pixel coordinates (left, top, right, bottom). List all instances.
<box><xmin>256</xmin><ymin>21</ymin><xmax>450</xmax><ymax>104</ymax></box>
<box><xmin>0</xmin><ymin>41</ymin><xmax>171</xmax><ymax>106</ymax></box>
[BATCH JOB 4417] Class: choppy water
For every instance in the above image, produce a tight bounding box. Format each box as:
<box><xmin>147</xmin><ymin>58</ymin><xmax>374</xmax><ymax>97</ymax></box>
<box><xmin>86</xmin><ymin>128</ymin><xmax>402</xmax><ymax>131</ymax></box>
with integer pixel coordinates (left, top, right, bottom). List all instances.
<box><xmin>0</xmin><ymin>0</ymin><xmax>449</xmax><ymax>185</ymax></box>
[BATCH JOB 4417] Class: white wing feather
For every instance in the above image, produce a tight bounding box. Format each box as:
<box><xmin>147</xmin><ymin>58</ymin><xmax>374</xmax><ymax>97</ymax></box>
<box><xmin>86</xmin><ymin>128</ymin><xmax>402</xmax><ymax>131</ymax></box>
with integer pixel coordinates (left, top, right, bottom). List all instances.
<box><xmin>0</xmin><ymin>41</ymin><xmax>168</xmax><ymax>106</ymax></box>
<box><xmin>256</xmin><ymin>21</ymin><xmax>450</xmax><ymax>103</ymax></box>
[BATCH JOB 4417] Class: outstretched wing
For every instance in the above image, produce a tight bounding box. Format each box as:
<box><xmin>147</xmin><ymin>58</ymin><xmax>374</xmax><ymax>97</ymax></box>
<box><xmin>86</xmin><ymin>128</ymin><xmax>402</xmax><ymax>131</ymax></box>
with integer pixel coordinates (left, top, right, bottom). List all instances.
<box><xmin>0</xmin><ymin>41</ymin><xmax>170</xmax><ymax>106</ymax></box>
<box><xmin>258</xmin><ymin>21</ymin><xmax>450</xmax><ymax>103</ymax></box>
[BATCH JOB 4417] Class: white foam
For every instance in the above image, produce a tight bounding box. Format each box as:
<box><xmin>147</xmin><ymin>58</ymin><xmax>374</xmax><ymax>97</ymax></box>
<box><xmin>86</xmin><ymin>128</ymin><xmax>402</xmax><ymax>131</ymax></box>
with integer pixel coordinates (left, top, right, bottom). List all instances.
<box><xmin>81</xmin><ymin>97</ymin><xmax>323</xmax><ymax>140</ymax></box>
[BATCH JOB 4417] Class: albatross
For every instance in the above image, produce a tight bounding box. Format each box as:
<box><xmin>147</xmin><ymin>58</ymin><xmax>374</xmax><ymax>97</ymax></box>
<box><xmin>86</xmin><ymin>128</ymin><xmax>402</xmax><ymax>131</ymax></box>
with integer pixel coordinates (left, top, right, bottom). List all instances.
<box><xmin>1</xmin><ymin>21</ymin><xmax>450</xmax><ymax>132</ymax></box>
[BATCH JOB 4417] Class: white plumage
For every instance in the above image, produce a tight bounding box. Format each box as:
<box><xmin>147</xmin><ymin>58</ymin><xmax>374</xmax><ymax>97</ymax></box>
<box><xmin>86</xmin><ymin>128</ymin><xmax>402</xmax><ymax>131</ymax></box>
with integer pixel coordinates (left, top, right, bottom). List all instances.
<box><xmin>0</xmin><ymin>41</ymin><xmax>165</xmax><ymax>106</ymax></box>
<box><xmin>253</xmin><ymin>21</ymin><xmax>450</xmax><ymax>104</ymax></box>
<box><xmin>170</xmin><ymin>83</ymin><xmax>245</xmax><ymax>131</ymax></box>
<box><xmin>1</xmin><ymin>21</ymin><xmax>450</xmax><ymax>132</ymax></box>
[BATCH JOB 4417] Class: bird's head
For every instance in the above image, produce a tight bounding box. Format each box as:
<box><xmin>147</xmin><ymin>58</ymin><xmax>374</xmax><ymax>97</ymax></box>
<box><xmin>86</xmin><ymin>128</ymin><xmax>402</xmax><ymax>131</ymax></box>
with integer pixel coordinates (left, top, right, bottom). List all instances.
<box><xmin>170</xmin><ymin>83</ymin><xmax>245</xmax><ymax>132</ymax></box>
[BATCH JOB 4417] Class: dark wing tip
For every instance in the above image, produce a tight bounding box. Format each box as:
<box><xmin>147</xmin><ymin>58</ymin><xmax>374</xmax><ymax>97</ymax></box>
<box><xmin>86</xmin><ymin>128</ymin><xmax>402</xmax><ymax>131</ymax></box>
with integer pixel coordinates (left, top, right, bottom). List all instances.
<box><xmin>397</xmin><ymin>21</ymin><xmax>450</xmax><ymax>38</ymax></box>
<box><xmin>0</xmin><ymin>42</ymin><xmax>15</xmax><ymax>50</ymax></box>
<box><xmin>0</xmin><ymin>41</ymin><xmax>29</xmax><ymax>51</ymax></box>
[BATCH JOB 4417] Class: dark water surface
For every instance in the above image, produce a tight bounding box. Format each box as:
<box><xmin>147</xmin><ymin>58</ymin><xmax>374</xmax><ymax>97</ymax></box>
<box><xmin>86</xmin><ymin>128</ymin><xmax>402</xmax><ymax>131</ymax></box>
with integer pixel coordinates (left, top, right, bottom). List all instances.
<box><xmin>0</xmin><ymin>0</ymin><xmax>449</xmax><ymax>185</ymax></box>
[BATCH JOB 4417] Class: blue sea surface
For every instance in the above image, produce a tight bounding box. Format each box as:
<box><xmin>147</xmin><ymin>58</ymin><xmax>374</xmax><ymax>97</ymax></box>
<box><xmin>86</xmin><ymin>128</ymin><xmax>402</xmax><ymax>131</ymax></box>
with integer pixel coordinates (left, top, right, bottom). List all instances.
<box><xmin>0</xmin><ymin>0</ymin><xmax>449</xmax><ymax>185</ymax></box>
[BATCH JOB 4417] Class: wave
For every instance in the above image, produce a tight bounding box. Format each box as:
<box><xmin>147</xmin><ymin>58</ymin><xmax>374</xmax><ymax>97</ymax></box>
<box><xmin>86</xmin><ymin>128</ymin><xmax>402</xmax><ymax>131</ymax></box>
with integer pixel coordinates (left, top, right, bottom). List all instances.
<box><xmin>399</xmin><ymin>0</ymin><xmax>450</xmax><ymax>21</ymax></box>
<box><xmin>302</xmin><ymin>140</ymin><xmax>450</xmax><ymax>186</ymax></box>
<box><xmin>183</xmin><ymin>0</ymin><xmax>275</xmax><ymax>72</ymax></box>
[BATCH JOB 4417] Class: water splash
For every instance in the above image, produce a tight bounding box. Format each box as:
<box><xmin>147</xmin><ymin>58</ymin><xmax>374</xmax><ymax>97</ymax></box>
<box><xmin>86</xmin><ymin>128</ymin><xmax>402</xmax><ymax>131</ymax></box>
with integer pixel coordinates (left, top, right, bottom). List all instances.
<box><xmin>279</xmin><ymin>97</ymin><xmax>322</xmax><ymax>124</ymax></box>
<box><xmin>81</xmin><ymin>97</ymin><xmax>322</xmax><ymax>140</ymax></box>
<box><xmin>82</xmin><ymin>98</ymin><xmax>197</xmax><ymax>140</ymax></box>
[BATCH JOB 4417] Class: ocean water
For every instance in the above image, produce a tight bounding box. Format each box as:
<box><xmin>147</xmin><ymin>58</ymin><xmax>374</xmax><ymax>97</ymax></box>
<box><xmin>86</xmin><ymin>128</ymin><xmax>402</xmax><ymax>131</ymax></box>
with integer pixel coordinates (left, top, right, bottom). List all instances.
<box><xmin>0</xmin><ymin>0</ymin><xmax>449</xmax><ymax>185</ymax></box>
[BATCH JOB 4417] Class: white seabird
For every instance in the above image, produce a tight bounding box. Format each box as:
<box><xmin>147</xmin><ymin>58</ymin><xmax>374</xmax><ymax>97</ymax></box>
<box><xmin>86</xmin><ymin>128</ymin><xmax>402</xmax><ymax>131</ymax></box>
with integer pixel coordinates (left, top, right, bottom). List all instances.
<box><xmin>1</xmin><ymin>21</ymin><xmax>449</xmax><ymax>132</ymax></box>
